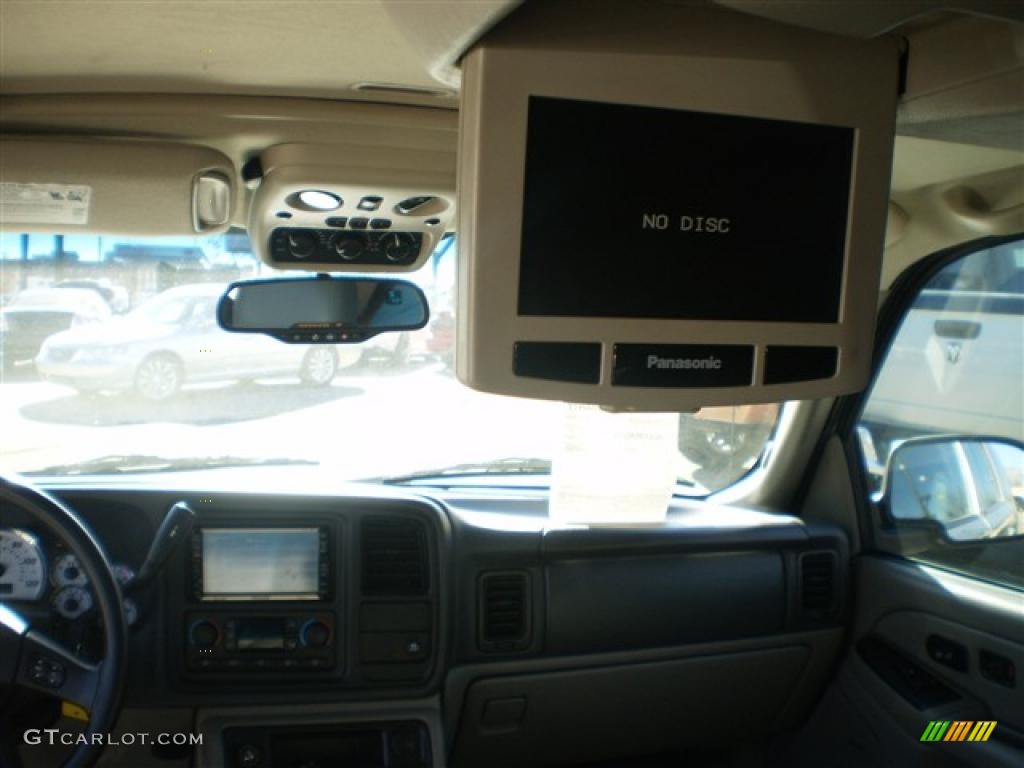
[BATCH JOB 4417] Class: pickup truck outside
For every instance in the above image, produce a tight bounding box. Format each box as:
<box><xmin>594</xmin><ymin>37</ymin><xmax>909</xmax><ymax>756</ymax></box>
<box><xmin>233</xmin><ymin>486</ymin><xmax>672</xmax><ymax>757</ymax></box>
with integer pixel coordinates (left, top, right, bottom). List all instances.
<box><xmin>860</xmin><ymin>240</ymin><xmax>1023</xmax><ymax>462</ymax></box>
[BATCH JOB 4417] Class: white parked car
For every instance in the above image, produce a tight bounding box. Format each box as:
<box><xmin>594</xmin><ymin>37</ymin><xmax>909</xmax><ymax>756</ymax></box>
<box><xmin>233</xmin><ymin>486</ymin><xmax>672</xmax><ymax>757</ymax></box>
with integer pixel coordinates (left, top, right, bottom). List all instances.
<box><xmin>36</xmin><ymin>284</ymin><xmax>362</xmax><ymax>400</ymax></box>
<box><xmin>0</xmin><ymin>286</ymin><xmax>112</xmax><ymax>370</ymax></box>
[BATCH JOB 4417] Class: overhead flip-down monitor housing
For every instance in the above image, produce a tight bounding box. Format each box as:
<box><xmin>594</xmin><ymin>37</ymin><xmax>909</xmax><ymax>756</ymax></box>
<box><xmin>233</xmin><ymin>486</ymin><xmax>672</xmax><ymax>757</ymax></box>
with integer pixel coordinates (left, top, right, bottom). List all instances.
<box><xmin>456</xmin><ymin>3</ymin><xmax>899</xmax><ymax>410</ymax></box>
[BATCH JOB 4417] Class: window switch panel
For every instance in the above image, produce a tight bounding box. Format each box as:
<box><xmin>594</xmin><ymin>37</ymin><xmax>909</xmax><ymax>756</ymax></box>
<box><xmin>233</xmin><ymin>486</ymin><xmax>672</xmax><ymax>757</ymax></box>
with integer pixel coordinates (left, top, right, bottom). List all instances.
<box><xmin>979</xmin><ymin>650</ymin><xmax>1016</xmax><ymax>688</ymax></box>
<box><xmin>927</xmin><ymin>635</ymin><xmax>967</xmax><ymax>673</ymax></box>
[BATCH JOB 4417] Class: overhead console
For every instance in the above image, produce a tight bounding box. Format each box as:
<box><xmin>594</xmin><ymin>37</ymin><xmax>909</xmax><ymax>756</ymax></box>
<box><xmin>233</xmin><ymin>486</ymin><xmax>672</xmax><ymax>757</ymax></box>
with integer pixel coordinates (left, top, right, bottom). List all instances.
<box><xmin>248</xmin><ymin>143</ymin><xmax>455</xmax><ymax>272</ymax></box>
<box><xmin>456</xmin><ymin>1</ymin><xmax>900</xmax><ymax>409</ymax></box>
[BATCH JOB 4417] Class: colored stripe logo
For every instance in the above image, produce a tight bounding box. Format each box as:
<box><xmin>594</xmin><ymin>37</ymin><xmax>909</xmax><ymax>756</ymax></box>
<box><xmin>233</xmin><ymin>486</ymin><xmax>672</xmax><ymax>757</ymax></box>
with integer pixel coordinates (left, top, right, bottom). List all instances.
<box><xmin>920</xmin><ymin>721</ymin><xmax>997</xmax><ymax>742</ymax></box>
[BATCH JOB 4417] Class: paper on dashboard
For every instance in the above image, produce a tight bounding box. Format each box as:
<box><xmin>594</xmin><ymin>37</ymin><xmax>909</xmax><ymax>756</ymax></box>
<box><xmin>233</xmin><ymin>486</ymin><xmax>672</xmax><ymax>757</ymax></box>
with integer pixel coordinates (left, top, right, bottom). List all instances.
<box><xmin>549</xmin><ymin>404</ymin><xmax>679</xmax><ymax>525</ymax></box>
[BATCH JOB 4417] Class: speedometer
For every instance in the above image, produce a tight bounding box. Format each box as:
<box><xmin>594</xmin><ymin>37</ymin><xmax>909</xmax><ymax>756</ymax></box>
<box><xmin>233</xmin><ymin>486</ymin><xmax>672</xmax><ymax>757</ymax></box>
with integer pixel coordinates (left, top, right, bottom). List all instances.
<box><xmin>0</xmin><ymin>529</ymin><xmax>47</xmax><ymax>601</ymax></box>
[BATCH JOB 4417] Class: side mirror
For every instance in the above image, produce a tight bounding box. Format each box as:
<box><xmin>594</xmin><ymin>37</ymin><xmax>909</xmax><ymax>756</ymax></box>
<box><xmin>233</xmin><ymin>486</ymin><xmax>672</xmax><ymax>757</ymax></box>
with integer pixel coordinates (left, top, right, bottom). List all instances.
<box><xmin>217</xmin><ymin>275</ymin><xmax>428</xmax><ymax>344</ymax></box>
<box><xmin>882</xmin><ymin>435</ymin><xmax>1024</xmax><ymax>543</ymax></box>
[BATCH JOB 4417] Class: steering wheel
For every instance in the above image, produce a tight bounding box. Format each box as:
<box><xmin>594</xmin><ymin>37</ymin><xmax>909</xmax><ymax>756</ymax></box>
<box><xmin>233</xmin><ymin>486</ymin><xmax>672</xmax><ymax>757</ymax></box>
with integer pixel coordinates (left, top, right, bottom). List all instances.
<box><xmin>0</xmin><ymin>475</ymin><xmax>126</xmax><ymax>768</ymax></box>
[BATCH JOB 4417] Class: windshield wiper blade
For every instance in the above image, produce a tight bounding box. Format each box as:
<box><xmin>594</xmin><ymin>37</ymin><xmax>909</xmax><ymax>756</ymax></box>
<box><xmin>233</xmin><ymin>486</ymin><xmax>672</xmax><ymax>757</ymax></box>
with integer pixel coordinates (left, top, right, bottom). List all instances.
<box><xmin>374</xmin><ymin>457</ymin><xmax>552</xmax><ymax>485</ymax></box>
<box><xmin>26</xmin><ymin>455</ymin><xmax>319</xmax><ymax>476</ymax></box>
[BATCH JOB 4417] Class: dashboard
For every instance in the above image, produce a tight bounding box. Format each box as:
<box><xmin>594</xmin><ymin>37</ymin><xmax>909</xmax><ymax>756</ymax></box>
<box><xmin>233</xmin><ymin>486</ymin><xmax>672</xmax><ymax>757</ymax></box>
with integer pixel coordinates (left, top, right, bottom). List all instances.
<box><xmin>170</xmin><ymin>501</ymin><xmax>443</xmax><ymax>689</ymax></box>
<box><xmin>1</xmin><ymin>483</ymin><xmax>849</xmax><ymax>768</ymax></box>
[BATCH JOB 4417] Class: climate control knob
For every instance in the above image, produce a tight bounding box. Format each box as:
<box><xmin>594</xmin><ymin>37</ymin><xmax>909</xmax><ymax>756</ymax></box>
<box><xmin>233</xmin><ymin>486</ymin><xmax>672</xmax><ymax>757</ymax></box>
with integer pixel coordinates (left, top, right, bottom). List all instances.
<box><xmin>287</xmin><ymin>231</ymin><xmax>318</xmax><ymax>259</ymax></box>
<box><xmin>189</xmin><ymin>620</ymin><xmax>219</xmax><ymax>649</ymax></box>
<box><xmin>300</xmin><ymin>620</ymin><xmax>330</xmax><ymax>648</ymax></box>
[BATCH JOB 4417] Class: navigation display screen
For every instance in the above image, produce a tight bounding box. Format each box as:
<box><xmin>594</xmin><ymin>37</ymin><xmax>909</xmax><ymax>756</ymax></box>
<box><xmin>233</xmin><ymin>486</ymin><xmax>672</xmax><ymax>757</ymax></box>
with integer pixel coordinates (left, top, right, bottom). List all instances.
<box><xmin>518</xmin><ymin>96</ymin><xmax>855</xmax><ymax>323</ymax></box>
<box><xmin>201</xmin><ymin>528</ymin><xmax>320</xmax><ymax>599</ymax></box>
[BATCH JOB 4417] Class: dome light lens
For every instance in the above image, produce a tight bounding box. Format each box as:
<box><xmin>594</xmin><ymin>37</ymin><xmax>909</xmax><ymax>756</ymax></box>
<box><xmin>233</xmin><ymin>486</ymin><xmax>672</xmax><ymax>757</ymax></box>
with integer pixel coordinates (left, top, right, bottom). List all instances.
<box><xmin>297</xmin><ymin>190</ymin><xmax>341</xmax><ymax>211</ymax></box>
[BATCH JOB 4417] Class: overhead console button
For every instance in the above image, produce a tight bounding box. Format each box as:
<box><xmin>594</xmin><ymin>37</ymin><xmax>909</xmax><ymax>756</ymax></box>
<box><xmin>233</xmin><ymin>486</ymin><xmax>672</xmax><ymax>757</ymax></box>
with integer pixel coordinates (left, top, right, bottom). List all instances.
<box><xmin>764</xmin><ymin>345</ymin><xmax>838</xmax><ymax>384</ymax></box>
<box><xmin>513</xmin><ymin>342</ymin><xmax>601</xmax><ymax>384</ymax></box>
<box><xmin>612</xmin><ymin>344</ymin><xmax>753</xmax><ymax>388</ymax></box>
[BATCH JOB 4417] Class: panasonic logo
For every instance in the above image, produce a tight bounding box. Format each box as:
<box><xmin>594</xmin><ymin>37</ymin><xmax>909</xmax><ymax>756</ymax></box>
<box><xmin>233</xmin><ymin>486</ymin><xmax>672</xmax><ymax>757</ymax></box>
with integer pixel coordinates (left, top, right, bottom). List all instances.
<box><xmin>646</xmin><ymin>355</ymin><xmax>722</xmax><ymax>370</ymax></box>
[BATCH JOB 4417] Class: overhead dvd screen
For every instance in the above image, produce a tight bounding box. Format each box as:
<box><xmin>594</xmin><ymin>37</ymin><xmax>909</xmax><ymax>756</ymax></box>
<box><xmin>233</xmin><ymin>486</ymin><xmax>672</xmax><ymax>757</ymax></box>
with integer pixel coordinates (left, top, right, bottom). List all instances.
<box><xmin>518</xmin><ymin>96</ymin><xmax>854</xmax><ymax>324</ymax></box>
<box><xmin>456</xmin><ymin>9</ymin><xmax>898</xmax><ymax>410</ymax></box>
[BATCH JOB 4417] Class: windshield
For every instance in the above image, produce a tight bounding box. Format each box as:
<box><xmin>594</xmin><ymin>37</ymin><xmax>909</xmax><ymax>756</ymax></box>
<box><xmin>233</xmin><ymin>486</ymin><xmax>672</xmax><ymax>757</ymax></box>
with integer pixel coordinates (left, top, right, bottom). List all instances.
<box><xmin>129</xmin><ymin>291</ymin><xmax>204</xmax><ymax>324</ymax></box>
<box><xmin>0</xmin><ymin>232</ymin><xmax>781</xmax><ymax>493</ymax></box>
<box><xmin>9</xmin><ymin>286</ymin><xmax>110</xmax><ymax>313</ymax></box>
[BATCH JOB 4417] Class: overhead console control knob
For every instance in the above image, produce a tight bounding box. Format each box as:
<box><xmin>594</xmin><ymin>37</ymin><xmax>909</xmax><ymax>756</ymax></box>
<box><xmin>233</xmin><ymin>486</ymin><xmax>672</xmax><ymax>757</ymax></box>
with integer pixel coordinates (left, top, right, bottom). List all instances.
<box><xmin>333</xmin><ymin>234</ymin><xmax>365</xmax><ymax>261</ymax></box>
<box><xmin>287</xmin><ymin>231</ymin><xmax>318</xmax><ymax>259</ymax></box>
<box><xmin>383</xmin><ymin>232</ymin><xmax>416</xmax><ymax>263</ymax></box>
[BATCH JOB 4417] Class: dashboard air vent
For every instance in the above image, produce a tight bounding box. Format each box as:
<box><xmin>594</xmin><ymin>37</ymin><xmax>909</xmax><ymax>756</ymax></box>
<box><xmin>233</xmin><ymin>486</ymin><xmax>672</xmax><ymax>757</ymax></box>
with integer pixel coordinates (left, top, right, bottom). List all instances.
<box><xmin>361</xmin><ymin>516</ymin><xmax>428</xmax><ymax>596</ymax></box>
<box><xmin>800</xmin><ymin>551</ymin><xmax>838</xmax><ymax>620</ymax></box>
<box><xmin>479</xmin><ymin>571</ymin><xmax>530</xmax><ymax>653</ymax></box>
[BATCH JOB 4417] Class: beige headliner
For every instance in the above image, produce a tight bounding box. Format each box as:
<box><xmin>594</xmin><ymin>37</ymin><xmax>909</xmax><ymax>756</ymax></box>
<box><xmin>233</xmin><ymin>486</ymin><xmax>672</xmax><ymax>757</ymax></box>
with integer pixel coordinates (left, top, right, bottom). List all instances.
<box><xmin>3</xmin><ymin>1</ymin><xmax>1020</xmax><ymax>104</ymax></box>
<box><xmin>0</xmin><ymin>0</ymin><xmax>520</xmax><ymax>107</ymax></box>
<box><xmin>1</xmin><ymin>1</ymin><xmax>1020</xmax><ymax>278</ymax></box>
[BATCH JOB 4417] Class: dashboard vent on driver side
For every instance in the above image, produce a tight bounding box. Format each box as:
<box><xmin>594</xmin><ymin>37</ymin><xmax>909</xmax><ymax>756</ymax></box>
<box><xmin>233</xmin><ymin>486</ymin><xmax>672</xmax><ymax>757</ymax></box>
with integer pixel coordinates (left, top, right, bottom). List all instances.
<box><xmin>361</xmin><ymin>516</ymin><xmax>428</xmax><ymax>596</ymax></box>
<box><xmin>799</xmin><ymin>550</ymin><xmax>838</xmax><ymax>620</ymax></box>
<box><xmin>479</xmin><ymin>571</ymin><xmax>530</xmax><ymax>653</ymax></box>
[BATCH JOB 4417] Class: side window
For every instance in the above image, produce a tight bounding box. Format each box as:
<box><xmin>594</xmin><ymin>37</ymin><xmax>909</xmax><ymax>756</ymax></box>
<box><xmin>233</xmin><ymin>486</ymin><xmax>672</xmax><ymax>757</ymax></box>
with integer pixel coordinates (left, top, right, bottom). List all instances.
<box><xmin>858</xmin><ymin>240</ymin><xmax>1024</xmax><ymax>589</ymax></box>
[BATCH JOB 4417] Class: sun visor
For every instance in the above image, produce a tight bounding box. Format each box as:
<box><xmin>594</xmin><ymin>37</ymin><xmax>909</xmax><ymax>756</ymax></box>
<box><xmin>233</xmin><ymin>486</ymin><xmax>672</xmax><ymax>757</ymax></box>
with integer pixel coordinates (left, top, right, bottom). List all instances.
<box><xmin>456</xmin><ymin>1</ymin><xmax>900</xmax><ymax>410</ymax></box>
<box><xmin>0</xmin><ymin>138</ymin><xmax>235</xmax><ymax>235</ymax></box>
<box><xmin>248</xmin><ymin>143</ymin><xmax>455</xmax><ymax>273</ymax></box>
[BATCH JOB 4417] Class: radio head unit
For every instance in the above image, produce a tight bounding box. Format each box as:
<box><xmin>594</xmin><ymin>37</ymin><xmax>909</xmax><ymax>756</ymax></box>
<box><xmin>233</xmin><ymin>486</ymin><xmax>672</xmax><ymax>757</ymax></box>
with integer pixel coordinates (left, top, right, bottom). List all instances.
<box><xmin>185</xmin><ymin>611</ymin><xmax>336</xmax><ymax>674</ymax></box>
<box><xmin>190</xmin><ymin>526</ymin><xmax>331</xmax><ymax>601</ymax></box>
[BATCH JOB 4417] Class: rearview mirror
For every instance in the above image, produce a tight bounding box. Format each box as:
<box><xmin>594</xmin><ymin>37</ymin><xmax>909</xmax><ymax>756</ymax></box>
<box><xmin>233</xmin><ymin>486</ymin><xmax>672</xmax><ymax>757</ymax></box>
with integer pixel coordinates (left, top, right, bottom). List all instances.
<box><xmin>883</xmin><ymin>435</ymin><xmax>1024</xmax><ymax>543</ymax></box>
<box><xmin>217</xmin><ymin>276</ymin><xmax>428</xmax><ymax>343</ymax></box>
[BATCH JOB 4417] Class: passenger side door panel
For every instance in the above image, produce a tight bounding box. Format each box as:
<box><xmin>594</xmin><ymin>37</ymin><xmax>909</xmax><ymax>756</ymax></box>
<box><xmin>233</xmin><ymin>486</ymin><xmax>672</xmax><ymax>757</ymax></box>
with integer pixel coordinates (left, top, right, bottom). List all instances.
<box><xmin>787</xmin><ymin>554</ymin><xmax>1023</xmax><ymax>768</ymax></box>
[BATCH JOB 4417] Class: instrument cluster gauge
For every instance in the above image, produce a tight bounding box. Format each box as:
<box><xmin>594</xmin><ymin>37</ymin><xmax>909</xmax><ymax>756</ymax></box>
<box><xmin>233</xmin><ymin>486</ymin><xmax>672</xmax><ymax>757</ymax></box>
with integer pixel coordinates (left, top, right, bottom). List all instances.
<box><xmin>52</xmin><ymin>553</ymin><xmax>88</xmax><ymax>588</ymax></box>
<box><xmin>122</xmin><ymin>598</ymin><xmax>139</xmax><ymax>627</ymax></box>
<box><xmin>52</xmin><ymin>586</ymin><xmax>93</xmax><ymax>620</ymax></box>
<box><xmin>112</xmin><ymin>564</ymin><xmax>135</xmax><ymax>588</ymax></box>
<box><xmin>0</xmin><ymin>529</ymin><xmax>47</xmax><ymax>601</ymax></box>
